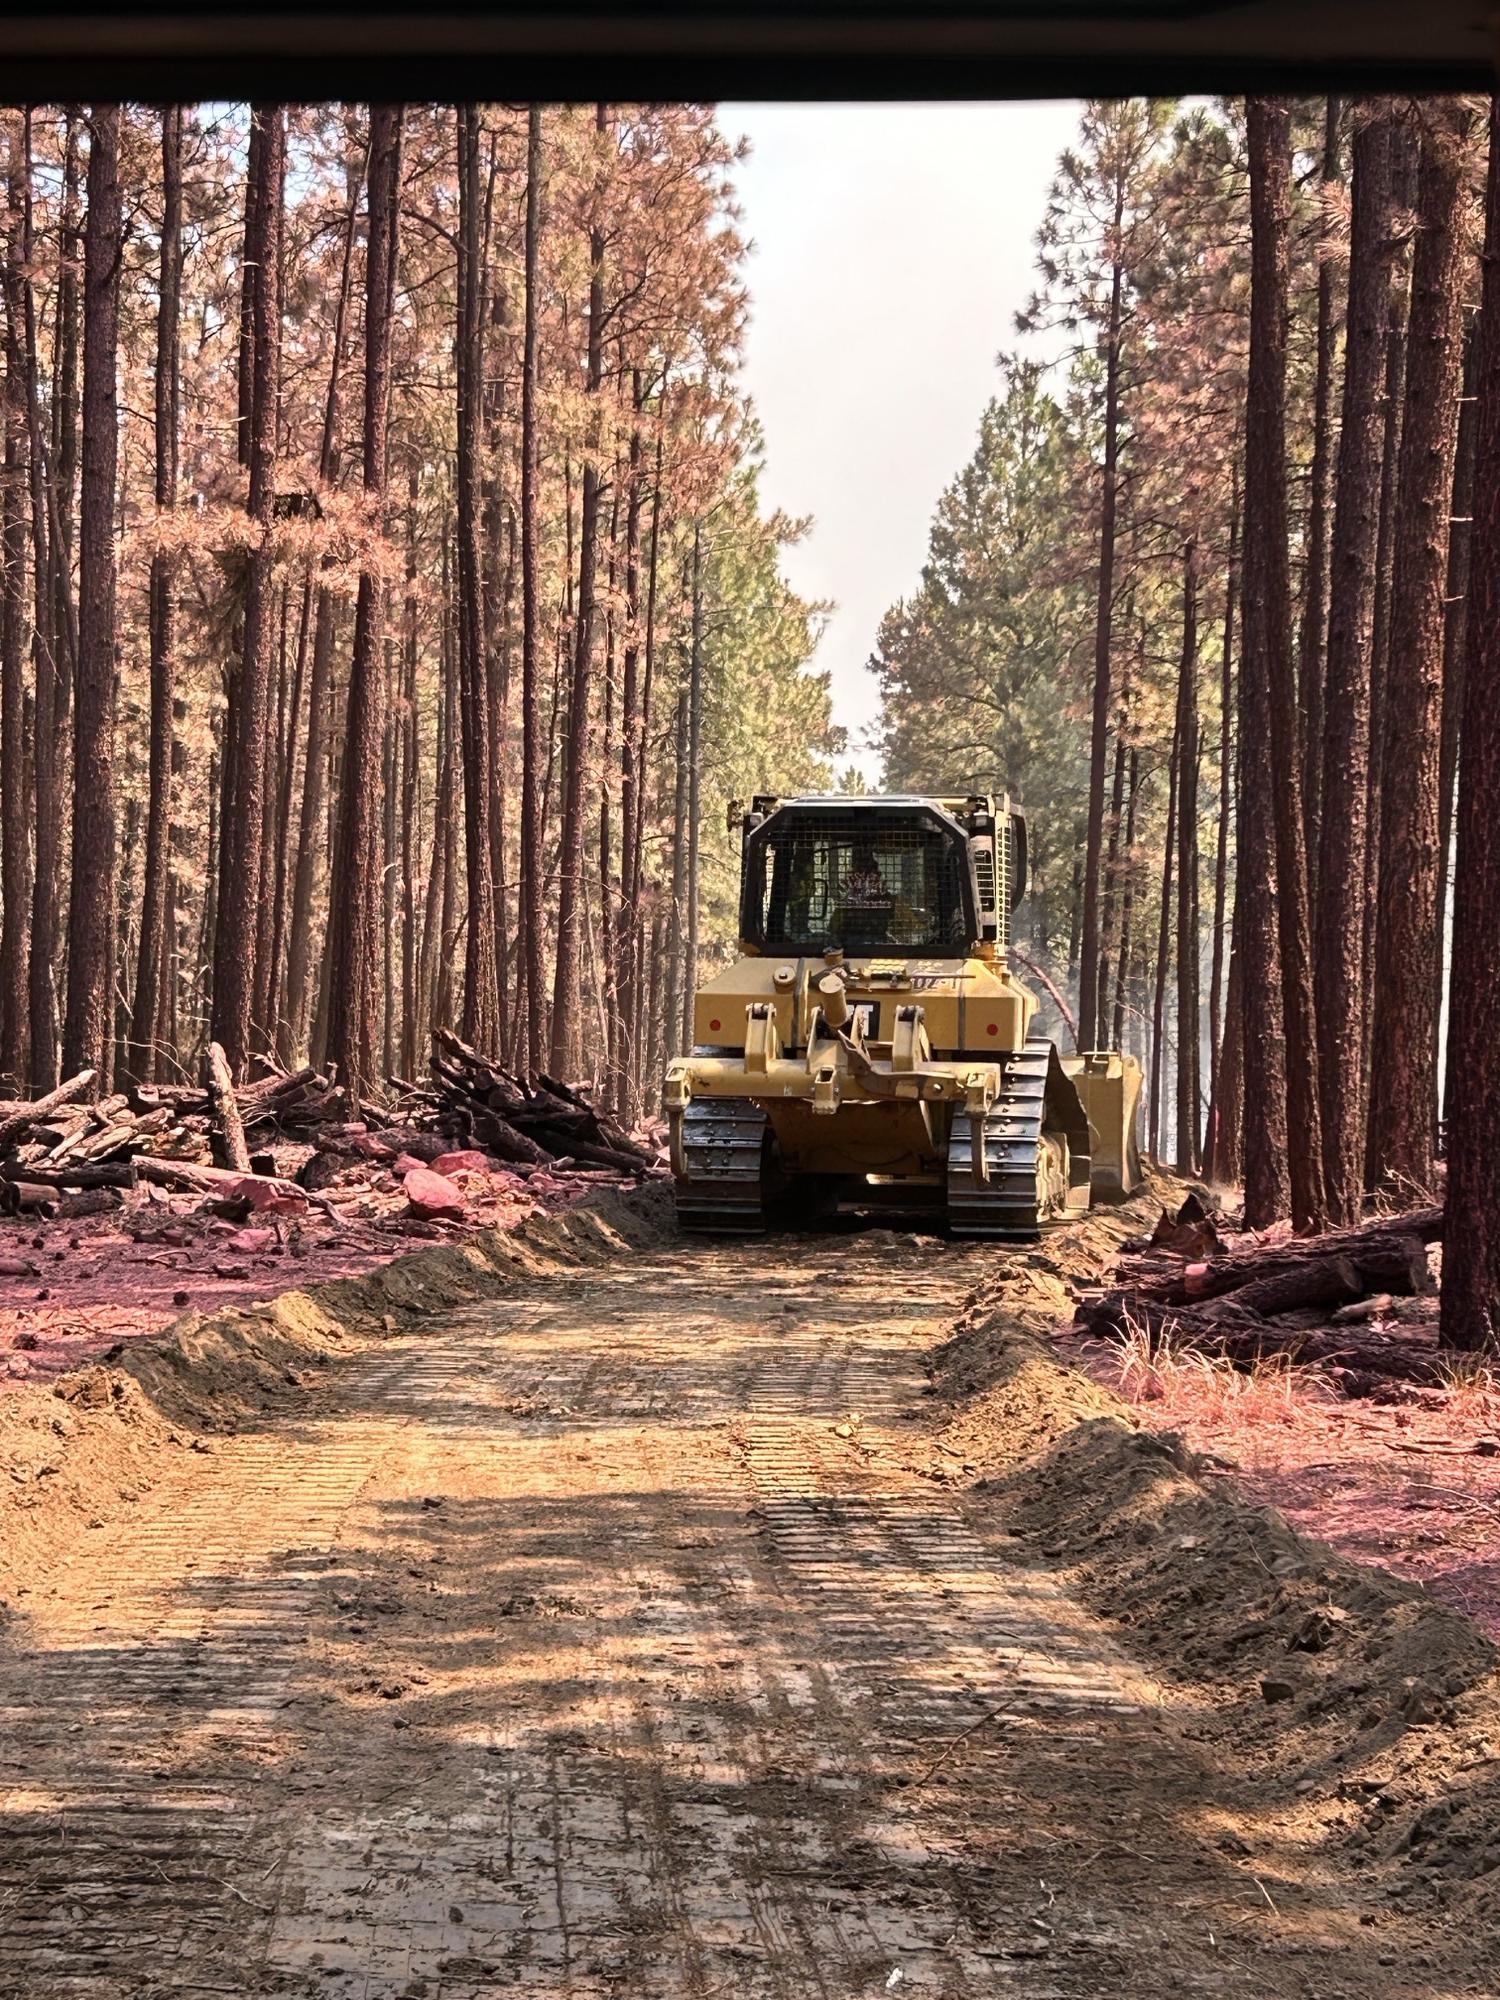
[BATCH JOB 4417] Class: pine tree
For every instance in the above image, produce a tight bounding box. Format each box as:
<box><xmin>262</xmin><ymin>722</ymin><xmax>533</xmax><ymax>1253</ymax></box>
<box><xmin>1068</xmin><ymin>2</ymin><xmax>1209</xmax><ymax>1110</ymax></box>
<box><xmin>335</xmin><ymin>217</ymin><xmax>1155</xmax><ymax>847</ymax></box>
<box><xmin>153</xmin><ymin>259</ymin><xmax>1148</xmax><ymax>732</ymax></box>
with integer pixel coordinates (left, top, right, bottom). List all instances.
<box><xmin>61</xmin><ymin>106</ymin><xmax>121</xmax><ymax>1080</ymax></box>
<box><xmin>1443</xmin><ymin>92</ymin><xmax>1500</xmax><ymax>1354</ymax></box>
<box><xmin>1316</xmin><ymin>104</ymin><xmax>1396</xmax><ymax>1223</ymax></box>
<box><xmin>1367</xmin><ymin>97</ymin><xmax>1473</xmax><ymax>1194</ymax></box>
<box><xmin>326</xmin><ymin>106</ymin><xmax>404</xmax><ymax>1105</ymax></box>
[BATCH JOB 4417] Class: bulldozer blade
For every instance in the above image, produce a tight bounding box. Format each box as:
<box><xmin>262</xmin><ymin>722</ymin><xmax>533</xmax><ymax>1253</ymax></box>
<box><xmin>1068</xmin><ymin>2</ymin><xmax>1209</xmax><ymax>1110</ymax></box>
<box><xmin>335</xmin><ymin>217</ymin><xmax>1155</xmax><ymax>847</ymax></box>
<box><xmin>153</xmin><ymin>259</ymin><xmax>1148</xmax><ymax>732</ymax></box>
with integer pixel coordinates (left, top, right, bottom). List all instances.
<box><xmin>1062</xmin><ymin>1050</ymin><xmax>1144</xmax><ymax>1200</ymax></box>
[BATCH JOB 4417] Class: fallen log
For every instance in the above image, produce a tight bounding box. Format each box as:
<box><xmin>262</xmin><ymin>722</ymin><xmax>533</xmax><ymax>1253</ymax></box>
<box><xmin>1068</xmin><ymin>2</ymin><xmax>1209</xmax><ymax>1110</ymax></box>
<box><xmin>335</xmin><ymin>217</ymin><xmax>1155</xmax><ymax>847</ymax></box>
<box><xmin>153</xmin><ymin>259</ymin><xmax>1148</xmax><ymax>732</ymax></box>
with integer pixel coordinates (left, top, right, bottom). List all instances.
<box><xmin>134</xmin><ymin>1155</ymin><xmax>335</xmax><ymax>1216</ymax></box>
<box><xmin>1205</xmin><ymin>1254</ymin><xmax>1365</xmax><ymax>1319</ymax></box>
<box><xmin>1135</xmin><ymin>1230</ymin><xmax>1431</xmax><ymax>1305</ymax></box>
<box><xmin>0</xmin><ymin>1160</ymin><xmax>136</xmax><ymax>1191</ymax></box>
<box><xmin>0</xmin><ymin>1068</ymin><xmax>98</xmax><ymax>1153</ymax></box>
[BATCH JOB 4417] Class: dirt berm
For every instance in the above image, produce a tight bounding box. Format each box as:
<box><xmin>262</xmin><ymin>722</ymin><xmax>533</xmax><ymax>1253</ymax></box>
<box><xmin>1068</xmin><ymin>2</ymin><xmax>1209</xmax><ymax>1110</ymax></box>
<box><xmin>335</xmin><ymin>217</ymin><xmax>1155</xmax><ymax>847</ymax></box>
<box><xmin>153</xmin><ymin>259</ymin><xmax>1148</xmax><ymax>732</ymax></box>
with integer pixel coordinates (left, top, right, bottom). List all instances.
<box><xmin>0</xmin><ymin>1182</ymin><xmax>675</xmax><ymax>1597</ymax></box>
<box><xmin>927</xmin><ymin>1216</ymin><xmax>1500</xmax><ymax>1923</ymax></box>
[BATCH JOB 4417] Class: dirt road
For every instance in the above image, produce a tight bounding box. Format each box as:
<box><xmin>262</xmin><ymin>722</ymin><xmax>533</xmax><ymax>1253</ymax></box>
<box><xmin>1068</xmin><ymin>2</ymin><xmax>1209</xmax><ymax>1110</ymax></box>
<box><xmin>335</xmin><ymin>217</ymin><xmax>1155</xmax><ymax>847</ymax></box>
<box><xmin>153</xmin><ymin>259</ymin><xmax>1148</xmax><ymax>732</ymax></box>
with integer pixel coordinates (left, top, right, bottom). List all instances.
<box><xmin>0</xmin><ymin>1219</ymin><xmax>1467</xmax><ymax>1997</ymax></box>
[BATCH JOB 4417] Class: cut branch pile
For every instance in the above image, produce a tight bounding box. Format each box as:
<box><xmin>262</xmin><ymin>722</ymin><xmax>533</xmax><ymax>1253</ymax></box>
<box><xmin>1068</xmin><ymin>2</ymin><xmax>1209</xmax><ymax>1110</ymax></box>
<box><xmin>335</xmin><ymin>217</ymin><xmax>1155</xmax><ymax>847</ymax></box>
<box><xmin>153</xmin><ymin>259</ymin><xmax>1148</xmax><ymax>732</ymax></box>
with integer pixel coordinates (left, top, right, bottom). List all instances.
<box><xmin>401</xmin><ymin>1030</ymin><xmax>658</xmax><ymax>1179</ymax></box>
<box><xmin>0</xmin><ymin>1049</ymin><xmax>353</xmax><ymax>1216</ymax></box>
<box><xmin>0</xmin><ymin>1031</ymin><xmax>660</xmax><ymax>1227</ymax></box>
<box><xmin>1076</xmin><ymin>1193</ymin><xmax>1448</xmax><ymax>1395</ymax></box>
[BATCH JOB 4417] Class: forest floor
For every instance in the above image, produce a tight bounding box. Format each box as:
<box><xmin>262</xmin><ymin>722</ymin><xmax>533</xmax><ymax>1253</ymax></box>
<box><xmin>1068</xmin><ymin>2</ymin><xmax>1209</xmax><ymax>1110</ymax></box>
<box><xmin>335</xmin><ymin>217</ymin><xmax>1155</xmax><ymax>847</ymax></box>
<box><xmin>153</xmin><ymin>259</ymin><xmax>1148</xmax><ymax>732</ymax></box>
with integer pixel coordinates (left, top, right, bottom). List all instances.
<box><xmin>0</xmin><ymin>1137</ymin><xmax>619</xmax><ymax>1388</ymax></box>
<box><xmin>1062</xmin><ymin>1224</ymin><xmax>1500</xmax><ymax>1643</ymax></box>
<box><xmin>1</xmin><ymin>1182</ymin><xmax>1497</xmax><ymax>1995</ymax></box>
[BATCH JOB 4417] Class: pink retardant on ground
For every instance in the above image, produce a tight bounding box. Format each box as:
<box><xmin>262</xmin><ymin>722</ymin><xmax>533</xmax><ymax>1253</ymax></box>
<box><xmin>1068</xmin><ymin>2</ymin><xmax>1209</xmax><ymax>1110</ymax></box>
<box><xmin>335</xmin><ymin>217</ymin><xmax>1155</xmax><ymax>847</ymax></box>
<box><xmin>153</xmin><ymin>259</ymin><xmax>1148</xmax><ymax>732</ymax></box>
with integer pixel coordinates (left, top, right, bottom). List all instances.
<box><xmin>1059</xmin><ymin>1292</ymin><xmax>1500</xmax><ymax>1641</ymax></box>
<box><xmin>0</xmin><ymin>1137</ymin><xmax>641</xmax><ymax>1389</ymax></box>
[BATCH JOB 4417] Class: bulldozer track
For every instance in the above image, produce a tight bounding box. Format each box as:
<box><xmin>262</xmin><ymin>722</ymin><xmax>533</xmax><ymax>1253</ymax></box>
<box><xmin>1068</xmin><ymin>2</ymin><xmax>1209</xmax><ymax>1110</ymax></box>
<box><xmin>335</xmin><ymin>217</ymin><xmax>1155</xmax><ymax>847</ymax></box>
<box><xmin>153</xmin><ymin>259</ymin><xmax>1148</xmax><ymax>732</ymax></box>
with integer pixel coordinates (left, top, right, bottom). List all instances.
<box><xmin>945</xmin><ymin>1036</ymin><xmax>1063</xmax><ymax>1241</ymax></box>
<box><xmin>672</xmin><ymin>1096</ymin><xmax>771</xmax><ymax>1233</ymax></box>
<box><xmin>0</xmin><ymin>1229</ymin><xmax>1392</xmax><ymax>1997</ymax></box>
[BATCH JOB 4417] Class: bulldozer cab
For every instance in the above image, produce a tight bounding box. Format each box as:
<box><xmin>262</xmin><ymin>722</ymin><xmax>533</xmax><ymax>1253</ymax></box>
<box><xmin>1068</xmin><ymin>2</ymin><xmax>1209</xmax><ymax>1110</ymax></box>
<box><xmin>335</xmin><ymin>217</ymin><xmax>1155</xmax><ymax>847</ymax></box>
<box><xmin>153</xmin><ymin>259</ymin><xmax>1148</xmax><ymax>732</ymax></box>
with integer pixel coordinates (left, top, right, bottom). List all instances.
<box><xmin>736</xmin><ymin>795</ymin><xmax>1025</xmax><ymax>958</ymax></box>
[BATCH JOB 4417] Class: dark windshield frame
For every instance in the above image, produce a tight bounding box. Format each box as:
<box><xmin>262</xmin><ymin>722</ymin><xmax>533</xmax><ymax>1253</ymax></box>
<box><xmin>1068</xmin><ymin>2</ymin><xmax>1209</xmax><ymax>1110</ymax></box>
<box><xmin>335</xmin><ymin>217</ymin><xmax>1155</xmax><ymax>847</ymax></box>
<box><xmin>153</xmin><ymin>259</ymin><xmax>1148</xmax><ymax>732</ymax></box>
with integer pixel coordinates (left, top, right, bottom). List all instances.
<box><xmin>740</xmin><ymin>802</ymin><xmax>978</xmax><ymax>957</ymax></box>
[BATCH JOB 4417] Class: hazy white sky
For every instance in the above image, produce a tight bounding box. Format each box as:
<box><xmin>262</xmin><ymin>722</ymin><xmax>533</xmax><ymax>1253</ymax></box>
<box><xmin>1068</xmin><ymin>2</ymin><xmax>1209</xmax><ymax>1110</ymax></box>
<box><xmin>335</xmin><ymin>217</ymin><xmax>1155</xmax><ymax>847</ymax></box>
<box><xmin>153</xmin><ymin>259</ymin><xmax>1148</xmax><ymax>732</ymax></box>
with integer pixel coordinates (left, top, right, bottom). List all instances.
<box><xmin>722</xmin><ymin>101</ymin><xmax>1081</xmax><ymax>772</ymax></box>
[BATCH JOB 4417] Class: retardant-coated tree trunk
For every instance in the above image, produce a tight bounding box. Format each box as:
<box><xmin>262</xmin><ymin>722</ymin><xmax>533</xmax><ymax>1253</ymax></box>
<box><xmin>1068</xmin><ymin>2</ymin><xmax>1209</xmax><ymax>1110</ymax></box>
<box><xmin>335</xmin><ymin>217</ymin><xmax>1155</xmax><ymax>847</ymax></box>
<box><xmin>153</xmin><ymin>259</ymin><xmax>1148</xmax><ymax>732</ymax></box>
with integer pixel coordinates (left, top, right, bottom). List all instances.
<box><xmin>1442</xmin><ymin>92</ymin><xmax>1500</xmax><ymax>1353</ymax></box>
<box><xmin>1368</xmin><ymin>97</ymin><xmax>1470</xmax><ymax>1195</ymax></box>
<box><xmin>212</xmin><ymin>105</ymin><xmax>284</xmax><ymax>1079</ymax></box>
<box><xmin>1316</xmin><ymin>103</ymin><xmax>1395</xmax><ymax>1224</ymax></box>
<box><xmin>127</xmin><ymin>106</ymin><xmax>183</xmax><ymax>1085</ymax></box>
<box><xmin>61</xmin><ymin>106</ymin><xmax>122</xmax><ymax>1081</ymax></box>
<box><xmin>1243</xmin><ymin>97</ymin><xmax>1325</xmax><ymax>1230</ymax></box>
<box><xmin>326</xmin><ymin>105</ymin><xmax>403</xmax><ymax>1106</ymax></box>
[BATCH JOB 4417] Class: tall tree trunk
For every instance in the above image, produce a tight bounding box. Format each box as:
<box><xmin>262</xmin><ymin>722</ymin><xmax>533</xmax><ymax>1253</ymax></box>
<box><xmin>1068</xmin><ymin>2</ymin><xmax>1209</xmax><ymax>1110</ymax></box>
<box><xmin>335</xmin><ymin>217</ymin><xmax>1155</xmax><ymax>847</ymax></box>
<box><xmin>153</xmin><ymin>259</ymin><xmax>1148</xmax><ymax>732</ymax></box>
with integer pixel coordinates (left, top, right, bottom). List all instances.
<box><xmin>518</xmin><ymin>105</ymin><xmax>547</xmax><ymax>1074</ymax></box>
<box><xmin>1076</xmin><ymin>195</ymin><xmax>1126</xmax><ymax>1054</ymax></box>
<box><xmin>1435</xmin><ymin>309</ymin><xmax>1478</xmax><ymax>1127</ymax></box>
<box><xmin>212</xmin><ymin>104</ymin><xmax>284</xmax><ymax>1078</ymax></box>
<box><xmin>1299</xmin><ymin>94</ymin><xmax>1343</xmax><ymax>911</ymax></box>
<box><xmin>1368</xmin><ymin>97</ymin><xmax>1471</xmax><ymax>1195</ymax></box>
<box><xmin>455</xmin><ymin>105</ymin><xmax>500</xmax><ymax>1051</ymax></box>
<box><xmin>1363</xmin><ymin>119</ymin><xmax>1418</xmax><ymax>1091</ymax></box>
<box><xmin>1110</xmin><ymin>748</ymin><xmax>1139</xmax><ymax>1052</ymax></box>
<box><xmin>629</xmin><ymin>430</ymin><xmax>666</xmax><ymax>1112</ymax></box>
<box><xmin>551</xmin><ymin>103</ymin><xmax>608</xmax><ymax>1080</ymax></box>
<box><xmin>28</xmin><ymin>115</ymin><xmax>76</xmax><ymax>1090</ymax></box>
<box><xmin>612</xmin><ymin>396</ymin><xmax>645</xmax><ymax>1115</ymax></box>
<box><xmin>326</xmin><ymin>105</ymin><xmax>403</xmax><ymax>1106</ymax></box>
<box><xmin>1096</xmin><ymin>727</ymin><xmax>1127</xmax><ymax>1048</ymax></box>
<box><xmin>1315</xmin><ymin>103</ymin><xmax>1395</xmax><ymax>1224</ymax></box>
<box><xmin>1208</xmin><ymin>472</ymin><xmax>1238</xmax><ymax>1093</ymax></box>
<box><xmin>681</xmin><ymin>523</ymin><xmax>705</xmax><ymax>1051</ymax></box>
<box><xmin>1149</xmin><ymin>724</ymin><xmax>1178</xmax><ymax>1162</ymax></box>
<box><xmin>127</xmin><ymin>106</ymin><xmax>183</xmax><ymax>1084</ymax></box>
<box><xmin>0</xmin><ymin>125</ymin><xmax>28</xmax><ymax>1084</ymax></box>
<box><xmin>1174</xmin><ymin>539</ymin><xmax>1201</xmax><ymax>1173</ymax></box>
<box><xmin>284</xmin><ymin>144</ymin><xmax>363</xmax><ymax>1060</ymax></box>
<box><xmin>1442</xmin><ymin>92</ymin><xmax>1500</xmax><ymax>1353</ymax></box>
<box><xmin>61</xmin><ymin>106</ymin><xmax>122</xmax><ymax>1080</ymax></box>
<box><xmin>1244</xmin><ymin>96</ymin><xmax>1325</xmax><ymax>1229</ymax></box>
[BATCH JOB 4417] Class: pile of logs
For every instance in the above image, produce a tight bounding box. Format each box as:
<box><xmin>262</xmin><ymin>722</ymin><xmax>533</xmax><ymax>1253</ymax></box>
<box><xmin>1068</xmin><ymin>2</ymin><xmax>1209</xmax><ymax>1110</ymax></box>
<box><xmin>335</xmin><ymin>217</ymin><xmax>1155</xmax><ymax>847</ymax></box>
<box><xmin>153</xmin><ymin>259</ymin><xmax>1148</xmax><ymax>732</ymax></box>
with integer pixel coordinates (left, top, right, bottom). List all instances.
<box><xmin>0</xmin><ymin>1030</ymin><xmax>658</xmax><ymax>1220</ymax></box>
<box><xmin>1076</xmin><ymin>1194</ymin><xmax>1447</xmax><ymax>1393</ymax></box>
<box><xmin>0</xmin><ymin>1056</ymin><xmax>352</xmax><ymax>1216</ymax></box>
<box><xmin>395</xmin><ymin>1030</ymin><xmax>657</xmax><ymax>1178</ymax></box>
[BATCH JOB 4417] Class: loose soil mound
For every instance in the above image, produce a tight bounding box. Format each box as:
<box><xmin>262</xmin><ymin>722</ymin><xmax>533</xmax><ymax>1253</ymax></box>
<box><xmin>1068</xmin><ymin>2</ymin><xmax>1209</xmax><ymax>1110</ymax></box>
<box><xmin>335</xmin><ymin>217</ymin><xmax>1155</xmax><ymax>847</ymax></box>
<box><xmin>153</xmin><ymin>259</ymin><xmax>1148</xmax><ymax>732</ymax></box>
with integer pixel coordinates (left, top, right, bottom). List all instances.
<box><xmin>928</xmin><ymin>1246</ymin><xmax>1500</xmax><ymax>1919</ymax></box>
<box><xmin>0</xmin><ymin>1182</ymin><xmax>673</xmax><ymax>1598</ymax></box>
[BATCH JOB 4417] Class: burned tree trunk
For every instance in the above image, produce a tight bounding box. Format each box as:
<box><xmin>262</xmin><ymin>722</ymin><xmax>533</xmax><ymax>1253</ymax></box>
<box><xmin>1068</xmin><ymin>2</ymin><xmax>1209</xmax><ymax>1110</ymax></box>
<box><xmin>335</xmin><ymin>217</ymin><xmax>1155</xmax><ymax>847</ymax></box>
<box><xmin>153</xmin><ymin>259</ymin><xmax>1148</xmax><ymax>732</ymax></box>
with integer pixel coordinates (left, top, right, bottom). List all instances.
<box><xmin>1443</xmin><ymin>93</ymin><xmax>1500</xmax><ymax>1354</ymax></box>
<box><xmin>551</xmin><ymin>104</ymin><xmax>609</xmax><ymax>1081</ymax></box>
<box><xmin>326</xmin><ymin>105</ymin><xmax>403</xmax><ymax>1106</ymax></box>
<box><xmin>1243</xmin><ymin>97</ymin><xmax>1325</xmax><ymax>1229</ymax></box>
<box><xmin>127</xmin><ymin>106</ymin><xmax>183</xmax><ymax>1085</ymax></box>
<box><xmin>455</xmin><ymin>105</ymin><xmax>501</xmax><ymax>1052</ymax></box>
<box><xmin>212</xmin><ymin>105</ymin><xmax>285</xmax><ymax>1078</ymax></box>
<box><xmin>1174</xmin><ymin>539</ymin><xmax>1201</xmax><ymax>1173</ymax></box>
<box><xmin>61</xmin><ymin>106</ymin><xmax>122</xmax><ymax>1081</ymax></box>
<box><xmin>1316</xmin><ymin>103</ymin><xmax>1395</xmax><ymax>1224</ymax></box>
<box><xmin>518</xmin><ymin>105</ymin><xmax>547</xmax><ymax>1075</ymax></box>
<box><xmin>1076</xmin><ymin>202</ymin><xmax>1126</xmax><ymax>1056</ymax></box>
<box><xmin>1368</xmin><ymin>97</ymin><xmax>1471</xmax><ymax>1194</ymax></box>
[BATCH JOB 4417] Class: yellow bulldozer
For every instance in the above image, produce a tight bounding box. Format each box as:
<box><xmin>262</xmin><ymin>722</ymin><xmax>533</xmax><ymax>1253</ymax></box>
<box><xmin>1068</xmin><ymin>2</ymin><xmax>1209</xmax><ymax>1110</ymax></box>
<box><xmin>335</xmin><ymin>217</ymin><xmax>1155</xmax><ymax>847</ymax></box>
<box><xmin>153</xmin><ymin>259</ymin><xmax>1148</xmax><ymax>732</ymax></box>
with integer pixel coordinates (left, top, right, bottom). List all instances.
<box><xmin>664</xmin><ymin>792</ymin><xmax>1142</xmax><ymax>1238</ymax></box>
